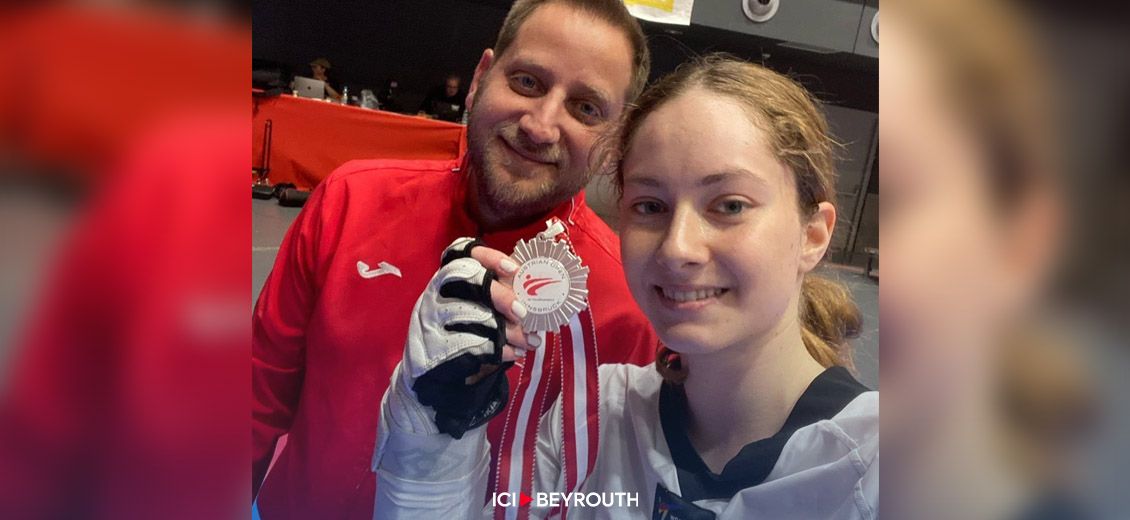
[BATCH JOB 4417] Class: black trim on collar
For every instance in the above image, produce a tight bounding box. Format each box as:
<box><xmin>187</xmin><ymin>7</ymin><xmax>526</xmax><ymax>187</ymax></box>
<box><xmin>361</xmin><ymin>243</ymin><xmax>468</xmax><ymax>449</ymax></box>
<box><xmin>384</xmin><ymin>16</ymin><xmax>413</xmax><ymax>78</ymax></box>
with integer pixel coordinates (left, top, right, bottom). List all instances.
<box><xmin>659</xmin><ymin>366</ymin><xmax>869</xmax><ymax>502</ymax></box>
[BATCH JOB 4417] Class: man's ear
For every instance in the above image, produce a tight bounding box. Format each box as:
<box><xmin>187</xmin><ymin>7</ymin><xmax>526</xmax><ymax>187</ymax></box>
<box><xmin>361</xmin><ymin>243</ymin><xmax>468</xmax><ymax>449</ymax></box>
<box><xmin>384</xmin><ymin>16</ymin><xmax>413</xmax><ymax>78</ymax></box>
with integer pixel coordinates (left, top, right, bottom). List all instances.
<box><xmin>465</xmin><ymin>49</ymin><xmax>495</xmax><ymax>113</ymax></box>
<box><xmin>799</xmin><ymin>202</ymin><xmax>837</xmax><ymax>273</ymax></box>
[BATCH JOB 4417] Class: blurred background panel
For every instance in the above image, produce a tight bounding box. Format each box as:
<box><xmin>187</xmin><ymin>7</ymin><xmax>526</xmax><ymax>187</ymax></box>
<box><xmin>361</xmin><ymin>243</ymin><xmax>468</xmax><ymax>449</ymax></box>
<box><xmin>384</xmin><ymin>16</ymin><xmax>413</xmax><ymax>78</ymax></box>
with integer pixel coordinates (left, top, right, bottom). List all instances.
<box><xmin>881</xmin><ymin>0</ymin><xmax>1130</xmax><ymax>518</ymax></box>
<box><xmin>0</xmin><ymin>3</ymin><xmax>250</xmax><ymax>519</ymax></box>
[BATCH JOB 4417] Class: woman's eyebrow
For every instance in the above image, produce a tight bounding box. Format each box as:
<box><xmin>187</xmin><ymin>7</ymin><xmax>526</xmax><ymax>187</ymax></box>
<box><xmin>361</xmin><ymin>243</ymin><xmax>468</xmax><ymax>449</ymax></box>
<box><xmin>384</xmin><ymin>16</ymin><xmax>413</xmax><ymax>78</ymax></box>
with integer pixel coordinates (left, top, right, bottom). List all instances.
<box><xmin>625</xmin><ymin>170</ymin><xmax>770</xmax><ymax>189</ymax></box>
<box><xmin>698</xmin><ymin>169</ymin><xmax>770</xmax><ymax>188</ymax></box>
<box><xmin>624</xmin><ymin>176</ymin><xmax>662</xmax><ymax>187</ymax></box>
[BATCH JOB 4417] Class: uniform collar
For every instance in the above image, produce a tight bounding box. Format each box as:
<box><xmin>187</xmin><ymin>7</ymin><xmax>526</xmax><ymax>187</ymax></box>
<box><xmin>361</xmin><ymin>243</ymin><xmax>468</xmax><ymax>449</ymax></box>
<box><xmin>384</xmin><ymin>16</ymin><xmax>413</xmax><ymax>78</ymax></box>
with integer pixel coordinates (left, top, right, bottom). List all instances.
<box><xmin>659</xmin><ymin>366</ymin><xmax>869</xmax><ymax>502</ymax></box>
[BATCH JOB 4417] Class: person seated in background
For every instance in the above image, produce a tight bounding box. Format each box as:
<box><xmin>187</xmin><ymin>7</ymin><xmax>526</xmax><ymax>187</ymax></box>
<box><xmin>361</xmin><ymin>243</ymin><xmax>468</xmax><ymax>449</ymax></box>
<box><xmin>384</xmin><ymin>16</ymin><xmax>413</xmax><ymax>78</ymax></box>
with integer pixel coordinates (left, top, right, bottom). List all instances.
<box><xmin>377</xmin><ymin>78</ymin><xmax>404</xmax><ymax>113</ymax></box>
<box><xmin>417</xmin><ymin>73</ymin><xmax>466</xmax><ymax>122</ymax></box>
<box><xmin>308</xmin><ymin>57</ymin><xmax>342</xmax><ymax>102</ymax></box>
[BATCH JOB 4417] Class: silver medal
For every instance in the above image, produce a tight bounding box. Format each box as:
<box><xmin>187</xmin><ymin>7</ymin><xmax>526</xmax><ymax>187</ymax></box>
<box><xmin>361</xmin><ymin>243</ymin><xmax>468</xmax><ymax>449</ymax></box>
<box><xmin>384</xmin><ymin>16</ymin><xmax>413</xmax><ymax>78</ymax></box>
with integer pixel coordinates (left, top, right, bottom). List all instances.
<box><xmin>511</xmin><ymin>222</ymin><xmax>589</xmax><ymax>333</ymax></box>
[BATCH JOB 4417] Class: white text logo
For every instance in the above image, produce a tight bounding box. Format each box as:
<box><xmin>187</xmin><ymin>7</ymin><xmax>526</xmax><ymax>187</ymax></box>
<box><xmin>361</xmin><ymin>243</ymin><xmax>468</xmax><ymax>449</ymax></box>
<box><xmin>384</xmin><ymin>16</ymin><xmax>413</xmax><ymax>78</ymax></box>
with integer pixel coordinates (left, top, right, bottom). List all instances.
<box><xmin>491</xmin><ymin>492</ymin><xmax>639</xmax><ymax>509</ymax></box>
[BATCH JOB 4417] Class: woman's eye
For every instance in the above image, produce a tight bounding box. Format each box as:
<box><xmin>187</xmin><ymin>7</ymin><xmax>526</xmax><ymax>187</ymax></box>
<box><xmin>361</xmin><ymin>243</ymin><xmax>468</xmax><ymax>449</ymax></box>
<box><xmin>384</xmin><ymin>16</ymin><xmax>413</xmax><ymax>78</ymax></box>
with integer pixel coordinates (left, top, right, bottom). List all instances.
<box><xmin>630</xmin><ymin>200</ymin><xmax>665</xmax><ymax>215</ymax></box>
<box><xmin>714</xmin><ymin>199</ymin><xmax>751</xmax><ymax>215</ymax></box>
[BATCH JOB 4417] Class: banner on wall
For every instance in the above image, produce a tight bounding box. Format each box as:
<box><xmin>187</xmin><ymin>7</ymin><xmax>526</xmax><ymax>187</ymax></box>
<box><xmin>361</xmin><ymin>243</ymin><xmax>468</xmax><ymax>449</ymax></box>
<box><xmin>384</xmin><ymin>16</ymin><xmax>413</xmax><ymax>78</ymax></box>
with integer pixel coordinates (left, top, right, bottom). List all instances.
<box><xmin>623</xmin><ymin>0</ymin><xmax>694</xmax><ymax>26</ymax></box>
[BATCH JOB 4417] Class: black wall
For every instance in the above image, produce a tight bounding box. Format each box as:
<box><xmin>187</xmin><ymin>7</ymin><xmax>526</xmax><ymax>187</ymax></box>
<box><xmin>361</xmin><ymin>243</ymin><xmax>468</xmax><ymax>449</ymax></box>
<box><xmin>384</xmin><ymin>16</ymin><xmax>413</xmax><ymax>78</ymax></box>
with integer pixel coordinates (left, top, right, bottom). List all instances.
<box><xmin>253</xmin><ymin>0</ymin><xmax>878</xmax><ymax>114</ymax></box>
<box><xmin>253</xmin><ymin>0</ymin><xmax>510</xmax><ymax>111</ymax></box>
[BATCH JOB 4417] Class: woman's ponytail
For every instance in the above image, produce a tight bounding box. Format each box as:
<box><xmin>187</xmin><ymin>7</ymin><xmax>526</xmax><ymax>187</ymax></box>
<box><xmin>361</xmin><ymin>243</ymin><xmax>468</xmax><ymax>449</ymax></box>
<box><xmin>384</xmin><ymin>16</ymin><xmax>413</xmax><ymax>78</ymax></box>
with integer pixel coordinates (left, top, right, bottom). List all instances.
<box><xmin>799</xmin><ymin>274</ymin><xmax>861</xmax><ymax>369</ymax></box>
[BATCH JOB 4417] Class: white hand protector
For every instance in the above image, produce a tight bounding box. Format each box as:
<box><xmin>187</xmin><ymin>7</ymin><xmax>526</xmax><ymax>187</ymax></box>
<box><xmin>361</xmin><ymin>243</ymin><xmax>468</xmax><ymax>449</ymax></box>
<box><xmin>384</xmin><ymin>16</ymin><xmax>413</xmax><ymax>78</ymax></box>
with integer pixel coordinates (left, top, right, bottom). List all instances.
<box><xmin>382</xmin><ymin>238</ymin><xmax>513</xmax><ymax>440</ymax></box>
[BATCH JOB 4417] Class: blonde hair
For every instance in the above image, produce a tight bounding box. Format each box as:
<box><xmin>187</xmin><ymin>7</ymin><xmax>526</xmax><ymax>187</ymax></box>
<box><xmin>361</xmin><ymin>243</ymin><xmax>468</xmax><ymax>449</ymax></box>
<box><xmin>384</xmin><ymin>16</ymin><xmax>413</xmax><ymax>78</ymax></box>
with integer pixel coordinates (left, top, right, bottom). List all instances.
<box><xmin>614</xmin><ymin>54</ymin><xmax>859</xmax><ymax>369</ymax></box>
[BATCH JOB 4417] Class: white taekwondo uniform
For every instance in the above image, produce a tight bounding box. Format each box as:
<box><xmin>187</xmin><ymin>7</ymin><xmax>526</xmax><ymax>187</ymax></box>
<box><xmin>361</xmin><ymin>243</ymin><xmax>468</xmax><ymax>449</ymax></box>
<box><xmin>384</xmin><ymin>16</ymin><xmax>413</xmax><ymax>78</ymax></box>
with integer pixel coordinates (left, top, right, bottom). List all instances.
<box><xmin>373</xmin><ymin>362</ymin><xmax>878</xmax><ymax>520</ymax></box>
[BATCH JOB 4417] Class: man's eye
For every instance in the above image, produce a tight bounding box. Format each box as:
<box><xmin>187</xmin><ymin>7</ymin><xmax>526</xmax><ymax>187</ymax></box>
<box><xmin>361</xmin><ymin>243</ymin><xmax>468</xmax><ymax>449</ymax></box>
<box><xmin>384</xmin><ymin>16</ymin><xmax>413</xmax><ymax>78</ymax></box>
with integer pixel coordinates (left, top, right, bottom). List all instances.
<box><xmin>631</xmin><ymin>200</ymin><xmax>665</xmax><ymax>215</ymax></box>
<box><xmin>568</xmin><ymin>100</ymin><xmax>605</xmax><ymax>126</ymax></box>
<box><xmin>577</xmin><ymin>101</ymin><xmax>601</xmax><ymax>119</ymax></box>
<box><xmin>510</xmin><ymin>74</ymin><xmax>539</xmax><ymax>94</ymax></box>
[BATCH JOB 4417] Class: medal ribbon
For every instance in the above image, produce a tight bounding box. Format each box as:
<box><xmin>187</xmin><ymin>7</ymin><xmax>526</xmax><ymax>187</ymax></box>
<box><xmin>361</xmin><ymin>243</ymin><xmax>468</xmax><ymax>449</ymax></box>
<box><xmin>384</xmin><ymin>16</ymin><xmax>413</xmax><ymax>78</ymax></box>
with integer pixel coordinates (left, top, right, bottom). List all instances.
<box><xmin>492</xmin><ymin>226</ymin><xmax>600</xmax><ymax>520</ymax></box>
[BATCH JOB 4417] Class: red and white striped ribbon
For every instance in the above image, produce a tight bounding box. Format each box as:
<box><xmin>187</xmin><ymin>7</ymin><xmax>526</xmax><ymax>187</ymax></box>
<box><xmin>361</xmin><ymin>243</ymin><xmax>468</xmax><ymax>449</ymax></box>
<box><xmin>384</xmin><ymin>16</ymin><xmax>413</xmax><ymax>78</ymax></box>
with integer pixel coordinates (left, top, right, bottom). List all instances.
<box><xmin>492</xmin><ymin>310</ymin><xmax>600</xmax><ymax>520</ymax></box>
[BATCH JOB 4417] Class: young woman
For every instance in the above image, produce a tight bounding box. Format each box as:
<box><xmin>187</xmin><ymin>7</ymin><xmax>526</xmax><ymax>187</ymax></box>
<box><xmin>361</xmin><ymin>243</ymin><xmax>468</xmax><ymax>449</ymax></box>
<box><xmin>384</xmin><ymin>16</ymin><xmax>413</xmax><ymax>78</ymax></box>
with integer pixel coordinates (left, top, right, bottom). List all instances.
<box><xmin>372</xmin><ymin>56</ymin><xmax>878</xmax><ymax>519</ymax></box>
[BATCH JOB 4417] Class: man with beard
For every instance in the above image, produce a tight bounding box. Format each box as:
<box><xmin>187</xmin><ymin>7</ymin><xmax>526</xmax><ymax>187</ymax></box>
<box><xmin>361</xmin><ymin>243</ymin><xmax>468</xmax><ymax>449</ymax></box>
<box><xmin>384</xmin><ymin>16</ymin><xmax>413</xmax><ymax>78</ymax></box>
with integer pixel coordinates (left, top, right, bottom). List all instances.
<box><xmin>251</xmin><ymin>1</ymin><xmax>655</xmax><ymax>518</ymax></box>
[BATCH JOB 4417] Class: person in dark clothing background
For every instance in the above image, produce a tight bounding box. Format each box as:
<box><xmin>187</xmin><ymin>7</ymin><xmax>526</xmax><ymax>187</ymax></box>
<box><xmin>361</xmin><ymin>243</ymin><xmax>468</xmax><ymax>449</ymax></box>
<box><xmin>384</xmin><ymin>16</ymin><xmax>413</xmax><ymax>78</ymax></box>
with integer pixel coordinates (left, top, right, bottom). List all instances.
<box><xmin>417</xmin><ymin>73</ymin><xmax>466</xmax><ymax>122</ymax></box>
<box><xmin>377</xmin><ymin>78</ymin><xmax>404</xmax><ymax>113</ymax></box>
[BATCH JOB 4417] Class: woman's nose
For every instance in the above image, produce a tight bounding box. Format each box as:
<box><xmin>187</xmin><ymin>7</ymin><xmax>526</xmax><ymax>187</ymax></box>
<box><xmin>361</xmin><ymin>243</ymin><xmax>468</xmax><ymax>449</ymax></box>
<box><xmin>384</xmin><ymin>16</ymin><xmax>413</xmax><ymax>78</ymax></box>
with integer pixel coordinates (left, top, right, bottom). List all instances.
<box><xmin>655</xmin><ymin>207</ymin><xmax>710</xmax><ymax>272</ymax></box>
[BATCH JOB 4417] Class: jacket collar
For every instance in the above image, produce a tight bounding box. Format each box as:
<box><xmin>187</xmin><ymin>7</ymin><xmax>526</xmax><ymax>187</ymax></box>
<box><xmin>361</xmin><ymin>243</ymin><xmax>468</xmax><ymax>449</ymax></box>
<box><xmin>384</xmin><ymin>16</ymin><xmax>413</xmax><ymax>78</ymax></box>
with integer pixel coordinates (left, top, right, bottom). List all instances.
<box><xmin>450</xmin><ymin>154</ymin><xmax>588</xmax><ymax>251</ymax></box>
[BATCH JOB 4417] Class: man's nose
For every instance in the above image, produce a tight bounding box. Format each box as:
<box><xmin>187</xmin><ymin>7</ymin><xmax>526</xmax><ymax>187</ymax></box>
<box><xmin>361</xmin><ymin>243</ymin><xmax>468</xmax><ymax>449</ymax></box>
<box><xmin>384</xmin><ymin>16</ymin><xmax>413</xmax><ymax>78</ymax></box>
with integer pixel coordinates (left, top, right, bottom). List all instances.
<box><xmin>518</xmin><ymin>94</ymin><xmax>564</xmax><ymax>145</ymax></box>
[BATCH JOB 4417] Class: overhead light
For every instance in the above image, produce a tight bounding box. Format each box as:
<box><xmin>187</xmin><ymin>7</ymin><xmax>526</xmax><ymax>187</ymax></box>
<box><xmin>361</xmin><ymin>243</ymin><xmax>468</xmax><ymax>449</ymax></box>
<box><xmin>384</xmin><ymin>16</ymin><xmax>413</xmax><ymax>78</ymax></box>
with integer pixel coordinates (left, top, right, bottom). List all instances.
<box><xmin>742</xmin><ymin>0</ymin><xmax>779</xmax><ymax>23</ymax></box>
